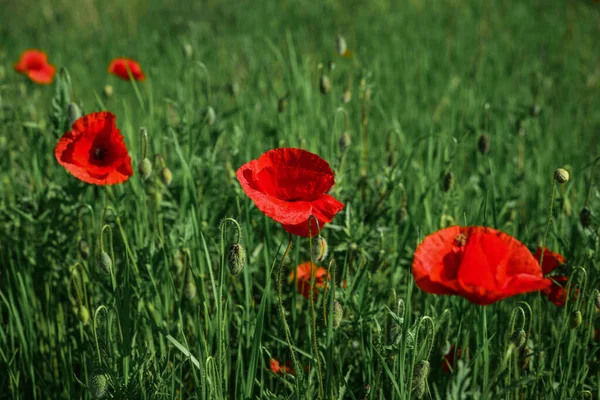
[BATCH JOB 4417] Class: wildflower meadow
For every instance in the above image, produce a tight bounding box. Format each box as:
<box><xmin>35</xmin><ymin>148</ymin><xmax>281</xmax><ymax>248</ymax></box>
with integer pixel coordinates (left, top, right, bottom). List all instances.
<box><xmin>2</xmin><ymin>0</ymin><xmax>600</xmax><ymax>399</ymax></box>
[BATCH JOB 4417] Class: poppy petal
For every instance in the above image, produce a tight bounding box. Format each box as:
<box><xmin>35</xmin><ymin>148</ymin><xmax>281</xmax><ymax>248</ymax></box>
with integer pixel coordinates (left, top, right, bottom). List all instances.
<box><xmin>533</xmin><ymin>247</ymin><xmax>566</xmax><ymax>275</ymax></box>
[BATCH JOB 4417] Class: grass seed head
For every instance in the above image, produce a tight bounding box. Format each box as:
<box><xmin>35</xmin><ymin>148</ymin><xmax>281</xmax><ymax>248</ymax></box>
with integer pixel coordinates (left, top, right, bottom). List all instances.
<box><xmin>310</xmin><ymin>236</ymin><xmax>328</xmax><ymax>263</ymax></box>
<box><xmin>97</xmin><ymin>251</ymin><xmax>112</xmax><ymax>274</ymax></box>
<box><xmin>478</xmin><ymin>133</ymin><xmax>490</xmax><ymax>154</ymax></box>
<box><xmin>320</xmin><ymin>75</ymin><xmax>331</xmax><ymax>95</ymax></box>
<box><xmin>228</xmin><ymin>243</ymin><xmax>246</xmax><ymax>276</ymax></box>
<box><xmin>570</xmin><ymin>310</ymin><xmax>582</xmax><ymax>329</ymax></box>
<box><xmin>138</xmin><ymin>158</ymin><xmax>153</xmax><ymax>181</ymax></box>
<box><xmin>333</xmin><ymin>301</ymin><xmax>343</xmax><ymax>328</ymax></box>
<box><xmin>78</xmin><ymin>239</ymin><xmax>90</xmax><ymax>260</ymax></box>
<box><xmin>554</xmin><ymin>168</ymin><xmax>569</xmax><ymax>184</ymax></box>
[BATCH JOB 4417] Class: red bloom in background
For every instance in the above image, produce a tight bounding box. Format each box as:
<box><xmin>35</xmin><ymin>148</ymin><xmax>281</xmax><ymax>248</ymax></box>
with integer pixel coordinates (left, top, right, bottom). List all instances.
<box><xmin>442</xmin><ymin>345</ymin><xmax>463</xmax><ymax>373</ymax></box>
<box><xmin>290</xmin><ymin>261</ymin><xmax>328</xmax><ymax>299</ymax></box>
<box><xmin>236</xmin><ymin>148</ymin><xmax>344</xmax><ymax>237</ymax></box>
<box><xmin>412</xmin><ymin>226</ymin><xmax>551</xmax><ymax>305</ymax></box>
<box><xmin>269</xmin><ymin>358</ymin><xmax>294</xmax><ymax>375</ymax></box>
<box><xmin>108</xmin><ymin>58</ymin><xmax>146</xmax><ymax>81</ymax></box>
<box><xmin>55</xmin><ymin>111</ymin><xmax>133</xmax><ymax>185</ymax></box>
<box><xmin>533</xmin><ymin>247</ymin><xmax>566</xmax><ymax>275</ymax></box>
<box><xmin>13</xmin><ymin>49</ymin><xmax>56</xmax><ymax>84</ymax></box>
<box><xmin>533</xmin><ymin>247</ymin><xmax>577</xmax><ymax>307</ymax></box>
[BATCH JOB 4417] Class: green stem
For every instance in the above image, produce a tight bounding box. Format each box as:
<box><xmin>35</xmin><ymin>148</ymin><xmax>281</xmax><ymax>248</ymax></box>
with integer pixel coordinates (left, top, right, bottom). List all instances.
<box><xmin>308</xmin><ymin>216</ymin><xmax>324</xmax><ymax>399</ymax></box>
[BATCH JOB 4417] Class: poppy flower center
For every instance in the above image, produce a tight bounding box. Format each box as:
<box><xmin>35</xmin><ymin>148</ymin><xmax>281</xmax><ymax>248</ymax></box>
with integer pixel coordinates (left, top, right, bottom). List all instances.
<box><xmin>94</xmin><ymin>147</ymin><xmax>107</xmax><ymax>160</ymax></box>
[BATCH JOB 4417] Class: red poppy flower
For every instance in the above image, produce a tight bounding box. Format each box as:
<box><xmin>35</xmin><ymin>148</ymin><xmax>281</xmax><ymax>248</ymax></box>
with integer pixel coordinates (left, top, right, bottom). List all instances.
<box><xmin>269</xmin><ymin>358</ymin><xmax>294</xmax><ymax>375</ymax></box>
<box><xmin>442</xmin><ymin>345</ymin><xmax>464</xmax><ymax>373</ymax></box>
<box><xmin>289</xmin><ymin>261</ymin><xmax>328</xmax><ymax>299</ymax></box>
<box><xmin>542</xmin><ymin>276</ymin><xmax>578</xmax><ymax>307</ymax></box>
<box><xmin>412</xmin><ymin>226</ymin><xmax>552</xmax><ymax>305</ymax></box>
<box><xmin>236</xmin><ymin>148</ymin><xmax>344</xmax><ymax>237</ymax></box>
<box><xmin>55</xmin><ymin>111</ymin><xmax>133</xmax><ymax>185</ymax></box>
<box><xmin>13</xmin><ymin>49</ymin><xmax>56</xmax><ymax>84</ymax></box>
<box><xmin>107</xmin><ymin>58</ymin><xmax>146</xmax><ymax>81</ymax></box>
<box><xmin>533</xmin><ymin>247</ymin><xmax>566</xmax><ymax>275</ymax></box>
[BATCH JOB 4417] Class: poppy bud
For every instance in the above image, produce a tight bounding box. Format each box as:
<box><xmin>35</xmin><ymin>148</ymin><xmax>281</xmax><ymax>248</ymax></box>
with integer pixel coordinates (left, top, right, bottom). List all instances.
<box><xmin>510</xmin><ymin>329</ymin><xmax>526</xmax><ymax>348</ymax></box>
<box><xmin>478</xmin><ymin>133</ymin><xmax>490</xmax><ymax>154</ymax></box>
<box><xmin>278</xmin><ymin>97</ymin><xmax>288</xmax><ymax>113</ymax></box>
<box><xmin>184</xmin><ymin>272</ymin><xmax>197</xmax><ymax>300</ymax></box>
<box><xmin>182</xmin><ymin>43</ymin><xmax>193</xmax><ymax>60</ymax></box>
<box><xmin>227</xmin><ymin>243</ymin><xmax>246</xmax><ymax>276</ymax></box>
<box><xmin>204</xmin><ymin>106</ymin><xmax>216</xmax><ymax>125</ymax></box>
<box><xmin>103</xmin><ymin>85</ymin><xmax>113</xmax><ymax>98</ymax></box>
<box><xmin>580</xmin><ymin>207</ymin><xmax>592</xmax><ymax>228</ymax></box>
<box><xmin>554</xmin><ymin>168</ymin><xmax>569</xmax><ymax>184</ymax></box>
<box><xmin>311</xmin><ymin>236</ymin><xmax>328</xmax><ymax>263</ymax></box>
<box><xmin>78</xmin><ymin>239</ymin><xmax>90</xmax><ymax>260</ymax></box>
<box><xmin>341</xmin><ymin>88</ymin><xmax>352</xmax><ymax>104</ymax></box>
<box><xmin>570</xmin><ymin>310</ymin><xmax>582</xmax><ymax>329</ymax></box>
<box><xmin>320</xmin><ymin>75</ymin><xmax>331</xmax><ymax>95</ymax></box>
<box><xmin>67</xmin><ymin>103</ymin><xmax>82</xmax><ymax>128</ymax></box>
<box><xmin>161</xmin><ymin>167</ymin><xmax>172</xmax><ymax>186</ymax></box>
<box><xmin>442</xmin><ymin>171</ymin><xmax>454</xmax><ymax>192</ymax></box>
<box><xmin>333</xmin><ymin>301</ymin><xmax>343</xmax><ymax>328</ymax></box>
<box><xmin>97</xmin><ymin>251</ymin><xmax>112</xmax><ymax>274</ymax></box>
<box><xmin>339</xmin><ymin>132</ymin><xmax>351</xmax><ymax>151</ymax></box>
<box><xmin>412</xmin><ymin>360</ymin><xmax>430</xmax><ymax>399</ymax></box>
<box><xmin>335</xmin><ymin>35</ymin><xmax>347</xmax><ymax>56</ymax></box>
<box><xmin>90</xmin><ymin>369</ymin><xmax>109</xmax><ymax>399</ymax></box>
<box><xmin>173</xmin><ymin>249</ymin><xmax>185</xmax><ymax>275</ymax></box>
<box><xmin>137</xmin><ymin>158</ymin><xmax>152</xmax><ymax>181</ymax></box>
<box><xmin>78</xmin><ymin>306</ymin><xmax>90</xmax><ymax>325</ymax></box>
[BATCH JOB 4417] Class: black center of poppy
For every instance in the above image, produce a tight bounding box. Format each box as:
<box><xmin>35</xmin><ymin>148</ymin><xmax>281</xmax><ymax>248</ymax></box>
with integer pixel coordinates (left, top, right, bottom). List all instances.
<box><xmin>94</xmin><ymin>147</ymin><xmax>107</xmax><ymax>160</ymax></box>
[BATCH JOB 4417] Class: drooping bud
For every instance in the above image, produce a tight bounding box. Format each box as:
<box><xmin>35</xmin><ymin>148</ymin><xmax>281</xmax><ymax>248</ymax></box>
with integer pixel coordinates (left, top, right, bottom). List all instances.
<box><xmin>78</xmin><ymin>306</ymin><xmax>90</xmax><ymax>325</ymax></box>
<box><xmin>320</xmin><ymin>75</ymin><xmax>331</xmax><ymax>95</ymax></box>
<box><xmin>335</xmin><ymin>35</ymin><xmax>347</xmax><ymax>57</ymax></box>
<box><xmin>332</xmin><ymin>301</ymin><xmax>343</xmax><ymax>328</ymax></box>
<box><xmin>182</xmin><ymin>43</ymin><xmax>193</xmax><ymax>60</ymax></box>
<box><xmin>103</xmin><ymin>85</ymin><xmax>113</xmax><ymax>98</ymax></box>
<box><xmin>204</xmin><ymin>106</ymin><xmax>216</xmax><ymax>125</ymax></box>
<box><xmin>90</xmin><ymin>369</ymin><xmax>109</xmax><ymax>399</ymax></box>
<box><xmin>97</xmin><ymin>251</ymin><xmax>112</xmax><ymax>274</ymax></box>
<box><xmin>442</xmin><ymin>171</ymin><xmax>454</xmax><ymax>192</ymax></box>
<box><xmin>570</xmin><ymin>310</ymin><xmax>582</xmax><ymax>329</ymax></box>
<box><xmin>227</xmin><ymin>243</ymin><xmax>246</xmax><ymax>276</ymax></box>
<box><xmin>478</xmin><ymin>133</ymin><xmax>490</xmax><ymax>154</ymax></box>
<box><xmin>184</xmin><ymin>271</ymin><xmax>197</xmax><ymax>300</ymax></box>
<box><xmin>78</xmin><ymin>239</ymin><xmax>90</xmax><ymax>260</ymax></box>
<box><xmin>339</xmin><ymin>131</ymin><xmax>351</xmax><ymax>151</ymax></box>
<box><xmin>341</xmin><ymin>88</ymin><xmax>352</xmax><ymax>104</ymax></box>
<box><xmin>554</xmin><ymin>168</ymin><xmax>569</xmax><ymax>184</ymax></box>
<box><xmin>310</xmin><ymin>236</ymin><xmax>328</xmax><ymax>263</ymax></box>
<box><xmin>161</xmin><ymin>167</ymin><xmax>172</xmax><ymax>186</ymax></box>
<box><xmin>67</xmin><ymin>102</ymin><xmax>82</xmax><ymax>128</ymax></box>
<box><xmin>412</xmin><ymin>360</ymin><xmax>430</xmax><ymax>399</ymax></box>
<box><xmin>580</xmin><ymin>207</ymin><xmax>592</xmax><ymax>228</ymax></box>
<box><xmin>510</xmin><ymin>329</ymin><xmax>526</xmax><ymax>348</ymax></box>
<box><xmin>138</xmin><ymin>158</ymin><xmax>152</xmax><ymax>181</ymax></box>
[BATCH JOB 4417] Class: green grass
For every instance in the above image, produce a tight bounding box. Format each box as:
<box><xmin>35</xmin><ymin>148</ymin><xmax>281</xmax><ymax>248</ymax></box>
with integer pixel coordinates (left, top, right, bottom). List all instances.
<box><xmin>1</xmin><ymin>0</ymin><xmax>600</xmax><ymax>398</ymax></box>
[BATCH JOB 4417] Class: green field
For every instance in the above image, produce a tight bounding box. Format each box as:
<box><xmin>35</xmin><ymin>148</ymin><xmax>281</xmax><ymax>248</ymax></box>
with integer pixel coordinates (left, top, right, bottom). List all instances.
<box><xmin>2</xmin><ymin>0</ymin><xmax>600</xmax><ymax>398</ymax></box>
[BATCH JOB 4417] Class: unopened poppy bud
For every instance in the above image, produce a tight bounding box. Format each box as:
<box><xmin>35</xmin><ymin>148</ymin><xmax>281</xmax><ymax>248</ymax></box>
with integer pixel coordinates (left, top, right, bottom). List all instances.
<box><xmin>182</xmin><ymin>43</ymin><xmax>193</xmax><ymax>60</ymax></box>
<box><xmin>412</xmin><ymin>360</ymin><xmax>430</xmax><ymax>399</ymax></box>
<box><xmin>478</xmin><ymin>133</ymin><xmax>490</xmax><ymax>154</ymax></box>
<box><xmin>320</xmin><ymin>75</ymin><xmax>331</xmax><ymax>95</ymax></box>
<box><xmin>570</xmin><ymin>310</ymin><xmax>582</xmax><ymax>329</ymax></box>
<box><xmin>103</xmin><ymin>85</ymin><xmax>113</xmax><ymax>98</ymax></box>
<box><xmin>311</xmin><ymin>236</ymin><xmax>328</xmax><ymax>263</ymax></box>
<box><xmin>278</xmin><ymin>97</ymin><xmax>288</xmax><ymax>113</ymax></box>
<box><xmin>67</xmin><ymin>103</ymin><xmax>82</xmax><ymax>128</ymax></box>
<box><xmin>204</xmin><ymin>106</ymin><xmax>216</xmax><ymax>125</ymax></box>
<box><xmin>554</xmin><ymin>168</ymin><xmax>569</xmax><ymax>184</ymax></box>
<box><xmin>78</xmin><ymin>239</ymin><xmax>90</xmax><ymax>260</ymax></box>
<box><xmin>341</xmin><ymin>88</ymin><xmax>352</xmax><ymax>103</ymax></box>
<box><xmin>138</xmin><ymin>158</ymin><xmax>152</xmax><ymax>181</ymax></box>
<box><xmin>161</xmin><ymin>167</ymin><xmax>172</xmax><ymax>186</ymax></box>
<box><xmin>333</xmin><ymin>301</ymin><xmax>343</xmax><ymax>328</ymax></box>
<box><xmin>339</xmin><ymin>132</ymin><xmax>351</xmax><ymax>151</ymax></box>
<box><xmin>335</xmin><ymin>35</ymin><xmax>347</xmax><ymax>56</ymax></box>
<box><xmin>90</xmin><ymin>369</ymin><xmax>109</xmax><ymax>399</ymax></box>
<box><xmin>97</xmin><ymin>251</ymin><xmax>112</xmax><ymax>274</ymax></box>
<box><xmin>184</xmin><ymin>272</ymin><xmax>197</xmax><ymax>300</ymax></box>
<box><xmin>580</xmin><ymin>207</ymin><xmax>592</xmax><ymax>228</ymax></box>
<box><xmin>227</xmin><ymin>243</ymin><xmax>246</xmax><ymax>276</ymax></box>
<box><xmin>442</xmin><ymin>171</ymin><xmax>454</xmax><ymax>192</ymax></box>
<box><xmin>510</xmin><ymin>329</ymin><xmax>526</xmax><ymax>348</ymax></box>
<box><xmin>173</xmin><ymin>249</ymin><xmax>185</xmax><ymax>275</ymax></box>
<box><xmin>78</xmin><ymin>306</ymin><xmax>90</xmax><ymax>325</ymax></box>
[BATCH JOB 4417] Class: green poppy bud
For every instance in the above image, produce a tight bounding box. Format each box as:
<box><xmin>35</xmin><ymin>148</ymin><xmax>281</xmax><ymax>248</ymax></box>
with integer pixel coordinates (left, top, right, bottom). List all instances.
<box><xmin>78</xmin><ymin>306</ymin><xmax>90</xmax><ymax>325</ymax></box>
<box><xmin>412</xmin><ymin>360</ymin><xmax>430</xmax><ymax>399</ymax></box>
<box><xmin>90</xmin><ymin>369</ymin><xmax>109</xmax><ymax>399</ymax></box>
<box><xmin>138</xmin><ymin>158</ymin><xmax>152</xmax><ymax>181</ymax></box>
<box><xmin>311</xmin><ymin>236</ymin><xmax>328</xmax><ymax>263</ymax></box>
<box><xmin>320</xmin><ymin>75</ymin><xmax>331</xmax><ymax>95</ymax></box>
<box><xmin>78</xmin><ymin>239</ymin><xmax>90</xmax><ymax>260</ymax></box>
<box><xmin>510</xmin><ymin>329</ymin><xmax>526</xmax><ymax>348</ymax></box>
<box><xmin>205</xmin><ymin>106</ymin><xmax>216</xmax><ymax>125</ymax></box>
<box><xmin>227</xmin><ymin>243</ymin><xmax>246</xmax><ymax>276</ymax></box>
<box><xmin>161</xmin><ymin>167</ymin><xmax>172</xmax><ymax>186</ymax></box>
<box><xmin>570</xmin><ymin>310</ymin><xmax>582</xmax><ymax>329</ymax></box>
<box><xmin>97</xmin><ymin>251</ymin><xmax>112</xmax><ymax>274</ymax></box>
<box><xmin>103</xmin><ymin>85</ymin><xmax>113</xmax><ymax>98</ymax></box>
<box><xmin>184</xmin><ymin>271</ymin><xmax>197</xmax><ymax>300</ymax></box>
<box><xmin>554</xmin><ymin>168</ymin><xmax>569</xmax><ymax>184</ymax></box>
<box><xmin>333</xmin><ymin>301</ymin><xmax>343</xmax><ymax>328</ymax></box>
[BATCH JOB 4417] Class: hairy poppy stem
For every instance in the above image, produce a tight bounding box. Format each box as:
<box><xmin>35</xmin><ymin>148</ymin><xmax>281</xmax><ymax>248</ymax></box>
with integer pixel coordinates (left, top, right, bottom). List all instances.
<box><xmin>540</xmin><ymin>179</ymin><xmax>557</xmax><ymax>269</ymax></box>
<box><xmin>220</xmin><ymin>217</ymin><xmax>243</xmax><ymax>244</ymax></box>
<box><xmin>308</xmin><ymin>216</ymin><xmax>325</xmax><ymax>399</ymax></box>
<box><xmin>276</xmin><ymin>235</ymin><xmax>303</xmax><ymax>393</ymax></box>
<box><xmin>93</xmin><ymin>305</ymin><xmax>108</xmax><ymax>365</ymax></box>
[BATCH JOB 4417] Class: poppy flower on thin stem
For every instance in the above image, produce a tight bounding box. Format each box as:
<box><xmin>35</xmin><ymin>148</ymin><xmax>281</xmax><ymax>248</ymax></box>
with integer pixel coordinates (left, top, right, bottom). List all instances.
<box><xmin>269</xmin><ymin>358</ymin><xmax>295</xmax><ymax>375</ymax></box>
<box><xmin>533</xmin><ymin>247</ymin><xmax>578</xmax><ymax>307</ymax></box>
<box><xmin>442</xmin><ymin>345</ymin><xmax>465</xmax><ymax>373</ymax></box>
<box><xmin>533</xmin><ymin>247</ymin><xmax>566</xmax><ymax>275</ymax></box>
<box><xmin>108</xmin><ymin>58</ymin><xmax>146</xmax><ymax>81</ymax></box>
<box><xmin>14</xmin><ymin>49</ymin><xmax>56</xmax><ymax>84</ymax></box>
<box><xmin>55</xmin><ymin>111</ymin><xmax>133</xmax><ymax>185</ymax></box>
<box><xmin>236</xmin><ymin>148</ymin><xmax>344</xmax><ymax>237</ymax></box>
<box><xmin>290</xmin><ymin>261</ymin><xmax>328</xmax><ymax>300</ymax></box>
<box><xmin>412</xmin><ymin>226</ymin><xmax>552</xmax><ymax>305</ymax></box>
